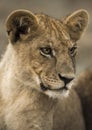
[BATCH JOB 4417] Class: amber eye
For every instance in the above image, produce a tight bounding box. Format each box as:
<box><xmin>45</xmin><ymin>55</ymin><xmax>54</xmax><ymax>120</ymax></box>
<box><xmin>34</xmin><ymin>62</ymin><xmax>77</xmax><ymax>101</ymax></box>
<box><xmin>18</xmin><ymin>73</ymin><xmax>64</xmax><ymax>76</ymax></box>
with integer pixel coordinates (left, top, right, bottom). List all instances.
<box><xmin>69</xmin><ymin>46</ymin><xmax>77</xmax><ymax>56</ymax></box>
<box><xmin>40</xmin><ymin>47</ymin><xmax>52</xmax><ymax>56</ymax></box>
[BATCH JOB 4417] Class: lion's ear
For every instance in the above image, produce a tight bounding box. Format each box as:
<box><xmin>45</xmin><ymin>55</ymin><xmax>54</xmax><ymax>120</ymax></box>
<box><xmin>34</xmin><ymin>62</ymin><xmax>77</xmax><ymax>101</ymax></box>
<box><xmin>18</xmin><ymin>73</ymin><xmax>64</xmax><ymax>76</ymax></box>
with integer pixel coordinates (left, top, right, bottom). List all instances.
<box><xmin>63</xmin><ymin>9</ymin><xmax>89</xmax><ymax>42</ymax></box>
<box><xmin>6</xmin><ymin>9</ymin><xmax>38</xmax><ymax>43</ymax></box>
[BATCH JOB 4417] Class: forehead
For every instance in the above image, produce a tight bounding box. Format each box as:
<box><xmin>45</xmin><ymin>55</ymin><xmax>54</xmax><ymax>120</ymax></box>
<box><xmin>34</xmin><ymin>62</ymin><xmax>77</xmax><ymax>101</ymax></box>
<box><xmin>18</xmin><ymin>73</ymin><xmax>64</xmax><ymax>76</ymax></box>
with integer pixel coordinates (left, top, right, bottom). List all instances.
<box><xmin>36</xmin><ymin>14</ymin><xmax>73</xmax><ymax>48</ymax></box>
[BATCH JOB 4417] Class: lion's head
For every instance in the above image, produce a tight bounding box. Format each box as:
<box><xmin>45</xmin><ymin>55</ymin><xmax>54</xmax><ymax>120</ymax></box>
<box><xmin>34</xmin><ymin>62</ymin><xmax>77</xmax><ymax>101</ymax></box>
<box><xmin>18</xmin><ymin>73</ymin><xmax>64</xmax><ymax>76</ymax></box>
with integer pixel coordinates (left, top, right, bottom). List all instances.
<box><xmin>5</xmin><ymin>9</ymin><xmax>88</xmax><ymax>98</ymax></box>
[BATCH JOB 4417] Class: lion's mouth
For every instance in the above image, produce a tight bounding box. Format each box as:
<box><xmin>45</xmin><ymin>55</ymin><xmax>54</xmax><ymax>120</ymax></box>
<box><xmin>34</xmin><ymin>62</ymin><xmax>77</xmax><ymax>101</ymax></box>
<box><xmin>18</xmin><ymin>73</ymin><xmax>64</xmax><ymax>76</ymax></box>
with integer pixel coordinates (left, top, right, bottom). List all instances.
<box><xmin>40</xmin><ymin>83</ymin><xmax>68</xmax><ymax>92</ymax></box>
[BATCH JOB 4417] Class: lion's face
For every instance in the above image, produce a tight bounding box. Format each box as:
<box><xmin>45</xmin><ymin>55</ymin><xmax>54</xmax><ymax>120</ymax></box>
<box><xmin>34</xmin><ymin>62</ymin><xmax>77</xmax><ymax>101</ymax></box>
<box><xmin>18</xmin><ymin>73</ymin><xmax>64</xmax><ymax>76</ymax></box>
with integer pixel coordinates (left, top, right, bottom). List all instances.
<box><xmin>26</xmin><ymin>34</ymin><xmax>75</xmax><ymax>97</ymax></box>
<box><xmin>6</xmin><ymin>9</ymin><xmax>88</xmax><ymax>98</ymax></box>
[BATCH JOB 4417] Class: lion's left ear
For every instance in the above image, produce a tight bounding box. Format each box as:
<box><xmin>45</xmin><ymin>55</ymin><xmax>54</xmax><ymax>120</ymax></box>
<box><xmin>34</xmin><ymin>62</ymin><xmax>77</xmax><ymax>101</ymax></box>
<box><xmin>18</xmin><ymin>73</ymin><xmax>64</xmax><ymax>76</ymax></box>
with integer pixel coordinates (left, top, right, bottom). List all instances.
<box><xmin>6</xmin><ymin>9</ymin><xmax>39</xmax><ymax>44</ymax></box>
<box><xmin>63</xmin><ymin>9</ymin><xmax>89</xmax><ymax>42</ymax></box>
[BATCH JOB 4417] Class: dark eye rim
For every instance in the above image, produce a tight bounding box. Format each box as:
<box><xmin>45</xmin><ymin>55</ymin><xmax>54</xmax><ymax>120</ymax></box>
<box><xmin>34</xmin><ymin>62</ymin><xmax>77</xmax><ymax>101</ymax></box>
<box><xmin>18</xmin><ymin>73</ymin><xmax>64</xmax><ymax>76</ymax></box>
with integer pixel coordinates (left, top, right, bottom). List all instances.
<box><xmin>40</xmin><ymin>47</ymin><xmax>52</xmax><ymax>56</ymax></box>
<box><xmin>69</xmin><ymin>46</ymin><xmax>77</xmax><ymax>56</ymax></box>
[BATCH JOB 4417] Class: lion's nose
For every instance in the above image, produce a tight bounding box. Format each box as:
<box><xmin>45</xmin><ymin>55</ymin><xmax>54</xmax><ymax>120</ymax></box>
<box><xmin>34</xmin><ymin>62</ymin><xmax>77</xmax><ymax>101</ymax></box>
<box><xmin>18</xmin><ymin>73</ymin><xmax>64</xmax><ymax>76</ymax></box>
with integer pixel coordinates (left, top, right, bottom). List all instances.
<box><xmin>58</xmin><ymin>74</ymin><xmax>74</xmax><ymax>85</ymax></box>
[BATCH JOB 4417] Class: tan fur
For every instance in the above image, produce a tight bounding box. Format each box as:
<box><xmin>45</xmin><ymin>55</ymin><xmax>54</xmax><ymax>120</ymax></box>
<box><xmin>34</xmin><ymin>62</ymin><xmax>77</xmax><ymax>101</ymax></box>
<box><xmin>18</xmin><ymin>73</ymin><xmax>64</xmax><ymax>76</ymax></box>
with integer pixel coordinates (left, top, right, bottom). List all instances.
<box><xmin>0</xmin><ymin>9</ymin><xmax>89</xmax><ymax>130</ymax></box>
<box><xmin>74</xmin><ymin>67</ymin><xmax>92</xmax><ymax>130</ymax></box>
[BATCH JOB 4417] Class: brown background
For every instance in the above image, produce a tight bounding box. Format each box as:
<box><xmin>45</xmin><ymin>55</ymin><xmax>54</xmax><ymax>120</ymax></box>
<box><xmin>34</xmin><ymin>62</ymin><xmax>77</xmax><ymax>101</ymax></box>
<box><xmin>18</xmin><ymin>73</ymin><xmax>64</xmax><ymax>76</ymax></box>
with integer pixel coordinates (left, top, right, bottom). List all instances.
<box><xmin>0</xmin><ymin>0</ymin><xmax>92</xmax><ymax>75</ymax></box>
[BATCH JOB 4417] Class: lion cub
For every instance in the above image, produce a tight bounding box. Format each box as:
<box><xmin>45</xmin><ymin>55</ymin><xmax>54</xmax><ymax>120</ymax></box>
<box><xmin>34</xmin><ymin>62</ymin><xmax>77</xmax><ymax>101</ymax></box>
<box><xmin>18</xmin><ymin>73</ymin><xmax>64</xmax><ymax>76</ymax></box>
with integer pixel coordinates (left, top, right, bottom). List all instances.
<box><xmin>74</xmin><ymin>67</ymin><xmax>92</xmax><ymax>130</ymax></box>
<box><xmin>0</xmin><ymin>9</ymin><xmax>88</xmax><ymax>130</ymax></box>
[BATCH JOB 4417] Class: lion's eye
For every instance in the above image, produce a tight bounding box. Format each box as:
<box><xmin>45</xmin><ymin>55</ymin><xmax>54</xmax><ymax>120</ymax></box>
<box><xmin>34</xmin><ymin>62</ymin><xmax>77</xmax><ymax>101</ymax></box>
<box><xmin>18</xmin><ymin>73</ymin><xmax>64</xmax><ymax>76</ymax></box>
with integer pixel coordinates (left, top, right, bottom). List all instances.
<box><xmin>69</xmin><ymin>46</ymin><xmax>77</xmax><ymax>56</ymax></box>
<box><xmin>40</xmin><ymin>47</ymin><xmax>52</xmax><ymax>56</ymax></box>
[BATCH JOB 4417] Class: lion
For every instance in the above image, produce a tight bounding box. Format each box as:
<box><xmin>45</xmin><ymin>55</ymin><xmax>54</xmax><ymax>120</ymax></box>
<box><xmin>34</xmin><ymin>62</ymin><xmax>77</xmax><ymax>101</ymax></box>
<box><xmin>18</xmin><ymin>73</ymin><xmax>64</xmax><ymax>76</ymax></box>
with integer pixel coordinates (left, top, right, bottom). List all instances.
<box><xmin>0</xmin><ymin>9</ymin><xmax>89</xmax><ymax>130</ymax></box>
<box><xmin>74</xmin><ymin>67</ymin><xmax>92</xmax><ymax>130</ymax></box>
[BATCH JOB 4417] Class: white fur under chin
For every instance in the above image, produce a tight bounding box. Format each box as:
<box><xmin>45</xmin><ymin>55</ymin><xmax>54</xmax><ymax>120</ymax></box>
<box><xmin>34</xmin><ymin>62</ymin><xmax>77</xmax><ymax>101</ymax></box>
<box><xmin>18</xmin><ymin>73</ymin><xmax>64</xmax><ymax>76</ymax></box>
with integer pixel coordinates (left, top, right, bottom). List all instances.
<box><xmin>44</xmin><ymin>89</ymin><xmax>69</xmax><ymax>99</ymax></box>
<box><xmin>44</xmin><ymin>81</ymin><xmax>74</xmax><ymax>99</ymax></box>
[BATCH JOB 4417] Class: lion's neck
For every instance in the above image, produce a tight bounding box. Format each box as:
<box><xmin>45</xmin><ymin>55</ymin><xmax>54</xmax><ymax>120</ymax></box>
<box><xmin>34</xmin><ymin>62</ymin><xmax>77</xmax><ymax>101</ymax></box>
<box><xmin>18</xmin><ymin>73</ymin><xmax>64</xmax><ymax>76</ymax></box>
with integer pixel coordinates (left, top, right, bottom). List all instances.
<box><xmin>0</xmin><ymin>44</ymin><xmax>56</xmax><ymax>108</ymax></box>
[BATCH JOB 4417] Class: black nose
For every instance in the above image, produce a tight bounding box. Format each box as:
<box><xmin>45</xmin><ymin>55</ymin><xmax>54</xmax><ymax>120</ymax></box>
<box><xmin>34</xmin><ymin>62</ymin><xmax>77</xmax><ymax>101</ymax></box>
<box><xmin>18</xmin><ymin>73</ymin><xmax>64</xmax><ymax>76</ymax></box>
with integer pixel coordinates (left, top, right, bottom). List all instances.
<box><xmin>58</xmin><ymin>74</ymin><xmax>74</xmax><ymax>85</ymax></box>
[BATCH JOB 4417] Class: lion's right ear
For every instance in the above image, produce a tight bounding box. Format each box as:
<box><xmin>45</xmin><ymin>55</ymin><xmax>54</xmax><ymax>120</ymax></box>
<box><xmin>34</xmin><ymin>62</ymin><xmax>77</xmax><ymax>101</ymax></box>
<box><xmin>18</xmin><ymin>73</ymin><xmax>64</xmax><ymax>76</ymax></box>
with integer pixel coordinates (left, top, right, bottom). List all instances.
<box><xmin>63</xmin><ymin>9</ymin><xmax>89</xmax><ymax>42</ymax></box>
<box><xmin>6</xmin><ymin>9</ymin><xmax>38</xmax><ymax>43</ymax></box>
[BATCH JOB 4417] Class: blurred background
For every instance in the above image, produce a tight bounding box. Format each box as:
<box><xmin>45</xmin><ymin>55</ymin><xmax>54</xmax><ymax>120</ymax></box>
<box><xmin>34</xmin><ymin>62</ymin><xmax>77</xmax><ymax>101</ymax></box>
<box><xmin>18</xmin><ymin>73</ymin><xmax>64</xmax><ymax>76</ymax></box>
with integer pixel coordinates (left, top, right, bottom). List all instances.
<box><xmin>0</xmin><ymin>0</ymin><xmax>92</xmax><ymax>75</ymax></box>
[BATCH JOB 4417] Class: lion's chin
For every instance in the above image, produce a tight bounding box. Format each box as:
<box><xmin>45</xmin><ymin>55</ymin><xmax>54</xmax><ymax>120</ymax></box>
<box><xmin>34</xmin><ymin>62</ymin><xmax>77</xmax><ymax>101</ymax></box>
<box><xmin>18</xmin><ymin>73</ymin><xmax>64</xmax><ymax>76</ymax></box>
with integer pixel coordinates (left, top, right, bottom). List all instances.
<box><xmin>40</xmin><ymin>82</ymin><xmax>69</xmax><ymax>98</ymax></box>
<box><xmin>44</xmin><ymin>89</ymin><xmax>69</xmax><ymax>99</ymax></box>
